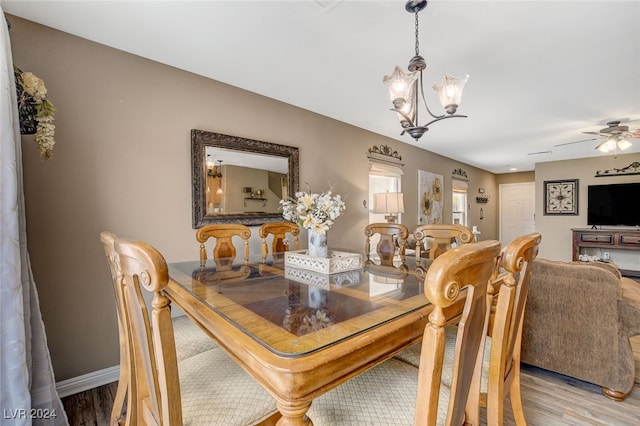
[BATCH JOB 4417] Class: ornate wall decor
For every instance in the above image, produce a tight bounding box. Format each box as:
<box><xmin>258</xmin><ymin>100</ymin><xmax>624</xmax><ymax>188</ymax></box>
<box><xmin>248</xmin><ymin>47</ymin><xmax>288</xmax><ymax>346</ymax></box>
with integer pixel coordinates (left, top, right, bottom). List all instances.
<box><xmin>595</xmin><ymin>161</ymin><xmax>640</xmax><ymax>177</ymax></box>
<box><xmin>366</xmin><ymin>144</ymin><xmax>404</xmax><ymax>166</ymax></box>
<box><xmin>543</xmin><ymin>179</ymin><xmax>579</xmax><ymax>215</ymax></box>
<box><xmin>452</xmin><ymin>168</ymin><xmax>468</xmax><ymax>180</ymax></box>
<box><xmin>418</xmin><ymin>170</ymin><xmax>444</xmax><ymax>224</ymax></box>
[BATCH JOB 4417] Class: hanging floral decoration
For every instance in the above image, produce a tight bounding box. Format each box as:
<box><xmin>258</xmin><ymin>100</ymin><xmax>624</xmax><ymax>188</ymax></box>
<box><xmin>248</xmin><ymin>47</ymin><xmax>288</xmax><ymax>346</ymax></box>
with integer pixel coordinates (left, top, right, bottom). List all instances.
<box><xmin>14</xmin><ymin>66</ymin><xmax>56</xmax><ymax>159</ymax></box>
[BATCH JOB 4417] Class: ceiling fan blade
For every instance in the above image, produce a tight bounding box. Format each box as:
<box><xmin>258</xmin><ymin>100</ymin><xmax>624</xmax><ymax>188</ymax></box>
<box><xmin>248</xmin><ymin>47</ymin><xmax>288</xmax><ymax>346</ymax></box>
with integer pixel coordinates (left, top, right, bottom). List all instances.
<box><xmin>582</xmin><ymin>131</ymin><xmax>602</xmax><ymax>136</ymax></box>
<box><xmin>554</xmin><ymin>137</ymin><xmax>597</xmax><ymax>147</ymax></box>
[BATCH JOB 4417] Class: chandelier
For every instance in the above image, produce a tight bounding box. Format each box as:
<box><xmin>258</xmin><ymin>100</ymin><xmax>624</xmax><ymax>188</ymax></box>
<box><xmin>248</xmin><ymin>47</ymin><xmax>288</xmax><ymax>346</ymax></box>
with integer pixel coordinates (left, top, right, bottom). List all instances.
<box><xmin>383</xmin><ymin>0</ymin><xmax>468</xmax><ymax>141</ymax></box>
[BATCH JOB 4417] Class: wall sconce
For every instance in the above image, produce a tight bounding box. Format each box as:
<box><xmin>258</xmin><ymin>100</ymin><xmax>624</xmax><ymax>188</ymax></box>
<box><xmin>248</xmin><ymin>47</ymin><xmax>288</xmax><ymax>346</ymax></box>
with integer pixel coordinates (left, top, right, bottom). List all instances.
<box><xmin>373</xmin><ymin>192</ymin><xmax>405</xmax><ymax>223</ymax></box>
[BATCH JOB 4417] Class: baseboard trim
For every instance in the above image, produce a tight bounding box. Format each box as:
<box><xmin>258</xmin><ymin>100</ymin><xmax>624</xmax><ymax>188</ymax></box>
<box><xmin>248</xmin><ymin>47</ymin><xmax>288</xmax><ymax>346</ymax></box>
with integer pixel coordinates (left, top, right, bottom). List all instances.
<box><xmin>56</xmin><ymin>365</ymin><xmax>120</xmax><ymax>398</ymax></box>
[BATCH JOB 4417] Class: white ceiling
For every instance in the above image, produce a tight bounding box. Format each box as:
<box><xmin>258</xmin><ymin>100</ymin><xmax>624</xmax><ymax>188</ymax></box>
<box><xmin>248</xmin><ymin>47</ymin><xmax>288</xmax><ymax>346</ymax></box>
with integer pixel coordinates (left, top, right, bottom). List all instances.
<box><xmin>3</xmin><ymin>0</ymin><xmax>640</xmax><ymax>174</ymax></box>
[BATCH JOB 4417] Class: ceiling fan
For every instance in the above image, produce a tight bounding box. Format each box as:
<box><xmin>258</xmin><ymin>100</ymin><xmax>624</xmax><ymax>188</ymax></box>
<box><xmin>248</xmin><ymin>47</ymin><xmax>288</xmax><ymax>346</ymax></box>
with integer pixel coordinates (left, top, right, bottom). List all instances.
<box><xmin>555</xmin><ymin>120</ymin><xmax>640</xmax><ymax>153</ymax></box>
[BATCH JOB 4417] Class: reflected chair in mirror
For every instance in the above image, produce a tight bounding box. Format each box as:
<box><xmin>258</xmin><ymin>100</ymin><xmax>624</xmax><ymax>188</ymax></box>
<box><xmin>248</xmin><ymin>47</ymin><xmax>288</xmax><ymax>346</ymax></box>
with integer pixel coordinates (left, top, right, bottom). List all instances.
<box><xmin>364</xmin><ymin>223</ymin><xmax>409</xmax><ymax>266</ymax></box>
<box><xmin>396</xmin><ymin>233</ymin><xmax>541</xmax><ymax>426</ymax></box>
<box><xmin>258</xmin><ymin>222</ymin><xmax>300</xmax><ymax>263</ymax></box>
<box><xmin>100</xmin><ymin>231</ymin><xmax>279</xmax><ymax>425</ymax></box>
<box><xmin>414</xmin><ymin>224</ymin><xmax>474</xmax><ymax>260</ymax></box>
<box><xmin>307</xmin><ymin>240</ymin><xmax>502</xmax><ymax>425</ymax></box>
<box><xmin>196</xmin><ymin>224</ymin><xmax>251</xmax><ymax>271</ymax></box>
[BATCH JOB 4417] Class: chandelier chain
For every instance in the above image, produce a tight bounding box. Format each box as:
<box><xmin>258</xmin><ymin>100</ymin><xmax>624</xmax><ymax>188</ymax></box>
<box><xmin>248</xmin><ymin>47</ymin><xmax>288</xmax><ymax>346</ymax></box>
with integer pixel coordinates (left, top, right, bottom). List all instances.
<box><xmin>414</xmin><ymin>11</ymin><xmax>420</xmax><ymax>56</ymax></box>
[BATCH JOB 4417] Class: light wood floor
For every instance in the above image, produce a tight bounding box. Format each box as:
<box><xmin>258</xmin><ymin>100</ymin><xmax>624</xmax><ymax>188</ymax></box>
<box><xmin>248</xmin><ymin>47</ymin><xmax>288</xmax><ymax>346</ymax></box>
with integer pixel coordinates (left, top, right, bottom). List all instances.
<box><xmin>62</xmin><ymin>336</ymin><xmax>640</xmax><ymax>425</ymax></box>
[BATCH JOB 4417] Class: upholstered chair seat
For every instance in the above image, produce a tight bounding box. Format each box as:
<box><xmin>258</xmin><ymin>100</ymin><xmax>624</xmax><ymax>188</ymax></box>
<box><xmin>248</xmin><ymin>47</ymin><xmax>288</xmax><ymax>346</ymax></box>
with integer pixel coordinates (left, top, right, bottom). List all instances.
<box><xmin>177</xmin><ymin>349</ymin><xmax>278</xmax><ymax>425</ymax></box>
<box><xmin>172</xmin><ymin>315</ymin><xmax>218</xmax><ymax>361</ymax></box>
<box><xmin>307</xmin><ymin>358</ymin><xmax>450</xmax><ymax>425</ymax></box>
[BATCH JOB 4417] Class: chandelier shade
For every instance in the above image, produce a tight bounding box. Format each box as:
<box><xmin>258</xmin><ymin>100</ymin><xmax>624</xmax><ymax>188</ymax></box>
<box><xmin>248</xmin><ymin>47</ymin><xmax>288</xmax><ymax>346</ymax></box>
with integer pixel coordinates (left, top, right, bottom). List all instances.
<box><xmin>433</xmin><ymin>74</ymin><xmax>469</xmax><ymax>115</ymax></box>
<box><xmin>384</xmin><ymin>0</ymin><xmax>468</xmax><ymax>141</ymax></box>
<box><xmin>383</xmin><ymin>66</ymin><xmax>418</xmax><ymax>128</ymax></box>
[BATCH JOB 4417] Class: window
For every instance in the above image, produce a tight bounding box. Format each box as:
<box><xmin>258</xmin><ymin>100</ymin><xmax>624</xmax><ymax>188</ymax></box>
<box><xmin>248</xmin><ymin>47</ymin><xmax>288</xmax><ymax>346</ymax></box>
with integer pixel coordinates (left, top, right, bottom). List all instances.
<box><xmin>452</xmin><ymin>180</ymin><xmax>468</xmax><ymax>226</ymax></box>
<box><xmin>369</xmin><ymin>163</ymin><xmax>403</xmax><ymax>224</ymax></box>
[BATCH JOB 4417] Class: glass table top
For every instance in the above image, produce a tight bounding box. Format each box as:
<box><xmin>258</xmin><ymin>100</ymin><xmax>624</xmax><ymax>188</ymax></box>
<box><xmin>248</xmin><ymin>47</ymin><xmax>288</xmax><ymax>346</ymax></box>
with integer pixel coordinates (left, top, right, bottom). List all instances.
<box><xmin>168</xmin><ymin>255</ymin><xmax>432</xmax><ymax>357</ymax></box>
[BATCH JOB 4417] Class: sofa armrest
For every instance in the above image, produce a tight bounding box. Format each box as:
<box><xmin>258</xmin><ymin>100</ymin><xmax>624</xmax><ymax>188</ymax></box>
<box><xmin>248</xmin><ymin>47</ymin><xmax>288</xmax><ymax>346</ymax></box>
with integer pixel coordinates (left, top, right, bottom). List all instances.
<box><xmin>620</xmin><ymin>277</ymin><xmax>640</xmax><ymax>337</ymax></box>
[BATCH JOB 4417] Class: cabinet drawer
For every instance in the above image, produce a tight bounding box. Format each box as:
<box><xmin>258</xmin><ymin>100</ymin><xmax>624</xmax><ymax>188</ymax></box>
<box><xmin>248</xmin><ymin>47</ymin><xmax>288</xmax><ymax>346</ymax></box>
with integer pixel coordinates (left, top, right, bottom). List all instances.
<box><xmin>620</xmin><ymin>234</ymin><xmax>640</xmax><ymax>246</ymax></box>
<box><xmin>580</xmin><ymin>234</ymin><xmax>613</xmax><ymax>244</ymax></box>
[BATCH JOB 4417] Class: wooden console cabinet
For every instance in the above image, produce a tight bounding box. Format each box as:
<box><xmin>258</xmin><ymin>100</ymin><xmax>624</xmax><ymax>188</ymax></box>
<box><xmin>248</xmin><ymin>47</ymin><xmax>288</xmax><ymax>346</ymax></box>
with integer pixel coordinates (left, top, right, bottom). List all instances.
<box><xmin>572</xmin><ymin>228</ymin><xmax>640</xmax><ymax>277</ymax></box>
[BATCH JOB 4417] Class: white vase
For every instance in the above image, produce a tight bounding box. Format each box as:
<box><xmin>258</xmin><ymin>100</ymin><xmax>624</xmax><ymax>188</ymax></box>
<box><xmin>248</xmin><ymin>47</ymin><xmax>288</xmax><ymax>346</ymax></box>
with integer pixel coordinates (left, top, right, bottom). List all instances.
<box><xmin>308</xmin><ymin>229</ymin><xmax>328</xmax><ymax>258</ymax></box>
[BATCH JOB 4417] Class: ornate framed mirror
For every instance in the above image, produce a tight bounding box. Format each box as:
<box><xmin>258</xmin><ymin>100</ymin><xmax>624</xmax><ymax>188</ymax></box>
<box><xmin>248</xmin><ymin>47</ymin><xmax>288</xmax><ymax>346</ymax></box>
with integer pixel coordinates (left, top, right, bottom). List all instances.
<box><xmin>192</xmin><ymin>129</ymin><xmax>299</xmax><ymax>228</ymax></box>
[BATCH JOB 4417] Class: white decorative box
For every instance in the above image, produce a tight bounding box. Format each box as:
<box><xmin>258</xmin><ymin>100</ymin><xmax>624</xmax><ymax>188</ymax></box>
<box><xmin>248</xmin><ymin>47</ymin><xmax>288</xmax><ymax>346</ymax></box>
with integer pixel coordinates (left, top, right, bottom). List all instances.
<box><xmin>284</xmin><ymin>250</ymin><xmax>363</xmax><ymax>274</ymax></box>
<box><xmin>284</xmin><ymin>267</ymin><xmax>362</xmax><ymax>289</ymax></box>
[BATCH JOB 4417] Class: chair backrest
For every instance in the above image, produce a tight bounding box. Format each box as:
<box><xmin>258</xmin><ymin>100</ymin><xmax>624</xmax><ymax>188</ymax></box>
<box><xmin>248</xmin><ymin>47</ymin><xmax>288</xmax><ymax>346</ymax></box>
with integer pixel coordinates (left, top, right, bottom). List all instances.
<box><xmin>196</xmin><ymin>224</ymin><xmax>251</xmax><ymax>270</ymax></box>
<box><xmin>413</xmin><ymin>224</ymin><xmax>474</xmax><ymax>260</ymax></box>
<box><xmin>101</xmin><ymin>231</ymin><xmax>182</xmax><ymax>425</ymax></box>
<box><xmin>100</xmin><ymin>232</ymin><xmax>135</xmax><ymax>425</ymax></box>
<box><xmin>415</xmin><ymin>239</ymin><xmax>502</xmax><ymax>426</ymax></box>
<box><xmin>485</xmin><ymin>232</ymin><xmax>541</xmax><ymax>422</ymax></box>
<box><xmin>364</xmin><ymin>223</ymin><xmax>409</xmax><ymax>266</ymax></box>
<box><xmin>258</xmin><ymin>222</ymin><xmax>300</xmax><ymax>262</ymax></box>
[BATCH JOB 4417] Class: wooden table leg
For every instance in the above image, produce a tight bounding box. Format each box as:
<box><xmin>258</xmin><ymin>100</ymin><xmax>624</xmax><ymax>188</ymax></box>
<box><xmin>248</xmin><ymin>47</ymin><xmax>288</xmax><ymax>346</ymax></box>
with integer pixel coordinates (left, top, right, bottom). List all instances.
<box><xmin>275</xmin><ymin>399</ymin><xmax>313</xmax><ymax>426</ymax></box>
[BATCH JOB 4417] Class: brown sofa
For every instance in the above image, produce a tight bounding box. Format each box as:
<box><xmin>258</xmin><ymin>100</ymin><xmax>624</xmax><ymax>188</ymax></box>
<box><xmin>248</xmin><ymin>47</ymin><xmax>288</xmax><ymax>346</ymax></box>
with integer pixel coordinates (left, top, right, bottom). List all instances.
<box><xmin>521</xmin><ymin>258</ymin><xmax>640</xmax><ymax>401</ymax></box>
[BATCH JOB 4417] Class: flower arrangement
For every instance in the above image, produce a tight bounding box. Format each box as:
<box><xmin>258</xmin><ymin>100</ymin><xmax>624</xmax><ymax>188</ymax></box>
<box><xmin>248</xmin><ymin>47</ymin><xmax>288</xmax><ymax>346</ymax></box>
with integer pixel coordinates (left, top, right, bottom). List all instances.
<box><xmin>280</xmin><ymin>186</ymin><xmax>346</xmax><ymax>235</ymax></box>
<box><xmin>15</xmin><ymin>66</ymin><xmax>56</xmax><ymax>159</ymax></box>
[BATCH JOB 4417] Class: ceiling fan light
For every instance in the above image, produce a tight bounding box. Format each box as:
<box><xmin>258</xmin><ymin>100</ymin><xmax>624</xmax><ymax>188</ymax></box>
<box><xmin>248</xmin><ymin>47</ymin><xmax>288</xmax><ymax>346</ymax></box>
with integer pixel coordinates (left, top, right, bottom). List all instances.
<box><xmin>433</xmin><ymin>74</ymin><xmax>469</xmax><ymax>115</ymax></box>
<box><xmin>617</xmin><ymin>139</ymin><xmax>632</xmax><ymax>151</ymax></box>
<box><xmin>596</xmin><ymin>138</ymin><xmax>616</xmax><ymax>153</ymax></box>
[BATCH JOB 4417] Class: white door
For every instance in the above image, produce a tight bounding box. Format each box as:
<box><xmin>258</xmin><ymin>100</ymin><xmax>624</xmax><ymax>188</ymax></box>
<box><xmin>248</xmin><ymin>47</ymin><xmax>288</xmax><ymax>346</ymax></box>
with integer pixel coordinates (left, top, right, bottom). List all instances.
<box><xmin>499</xmin><ymin>182</ymin><xmax>535</xmax><ymax>247</ymax></box>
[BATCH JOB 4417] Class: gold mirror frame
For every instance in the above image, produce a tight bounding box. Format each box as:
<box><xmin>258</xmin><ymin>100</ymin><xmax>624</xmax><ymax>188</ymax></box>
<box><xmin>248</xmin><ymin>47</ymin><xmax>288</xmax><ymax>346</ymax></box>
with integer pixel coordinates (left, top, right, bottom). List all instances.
<box><xmin>192</xmin><ymin>129</ymin><xmax>299</xmax><ymax>228</ymax></box>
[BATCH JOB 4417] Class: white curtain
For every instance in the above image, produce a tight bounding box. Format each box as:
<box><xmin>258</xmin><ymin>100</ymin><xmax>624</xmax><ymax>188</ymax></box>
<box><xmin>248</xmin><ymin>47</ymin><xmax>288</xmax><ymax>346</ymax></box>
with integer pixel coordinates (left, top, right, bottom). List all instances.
<box><xmin>0</xmin><ymin>8</ymin><xmax>68</xmax><ymax>426</ymax></box>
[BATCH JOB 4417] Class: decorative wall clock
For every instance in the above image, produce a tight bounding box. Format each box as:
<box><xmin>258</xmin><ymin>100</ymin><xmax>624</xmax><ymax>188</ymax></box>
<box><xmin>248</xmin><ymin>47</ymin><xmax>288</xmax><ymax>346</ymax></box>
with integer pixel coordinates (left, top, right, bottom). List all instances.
<box><xmin>544</xmin><ymin>179</ymin><xmax>579</xmax><ymax>215</ymax></box>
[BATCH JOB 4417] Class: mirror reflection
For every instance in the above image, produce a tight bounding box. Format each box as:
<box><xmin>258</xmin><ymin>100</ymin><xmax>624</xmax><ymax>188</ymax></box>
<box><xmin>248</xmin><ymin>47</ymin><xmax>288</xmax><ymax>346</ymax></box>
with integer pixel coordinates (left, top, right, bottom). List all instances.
<box><xmin>205</xmin><ymin>147</ymin><xmax>289</xmax><ymax>215</ymax></box>
<box><xmin>192</xmin><ymin>129</ymin><xmax>299</xmax><ymax>228</ymax></box>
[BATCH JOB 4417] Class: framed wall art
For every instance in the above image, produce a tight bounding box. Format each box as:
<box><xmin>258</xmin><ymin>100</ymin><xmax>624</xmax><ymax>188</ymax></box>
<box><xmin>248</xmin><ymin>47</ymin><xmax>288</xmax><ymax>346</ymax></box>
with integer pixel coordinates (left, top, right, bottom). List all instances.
<box><xmin>544</xmin><ymin>179</ymin><xmax>579</xmax><ymax>215</ymax></box>
<box><xmin>418</xmin><ymin>170</ymin><xmax>443</xmax><ymax>224</ymax></box>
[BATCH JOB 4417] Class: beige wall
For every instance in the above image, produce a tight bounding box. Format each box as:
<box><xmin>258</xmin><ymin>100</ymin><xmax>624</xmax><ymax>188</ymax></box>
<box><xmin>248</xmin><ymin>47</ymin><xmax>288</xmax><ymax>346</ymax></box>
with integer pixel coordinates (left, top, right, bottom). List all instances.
<box><xmin>496</xmin><ymin>171</ymin><xmax>535</xmax><ymax>185</ymax></box>
<box><xmin>535</xmin><ymin>153</ymin><xmax>640</xmax><ymax>264</ymax></box>
<box><xmin>9</xmin><ymin>16</ymin><xmax>499</xmax><ymax>381</ymax></box>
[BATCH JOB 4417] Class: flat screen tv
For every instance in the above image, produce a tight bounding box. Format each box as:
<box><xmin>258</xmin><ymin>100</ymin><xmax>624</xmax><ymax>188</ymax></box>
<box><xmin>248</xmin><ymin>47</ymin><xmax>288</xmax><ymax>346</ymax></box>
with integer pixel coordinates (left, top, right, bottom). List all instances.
<box><xmin>587</xmin><ymin>182</ymin><xmax>640</xmax><ymax>227</ymax></box>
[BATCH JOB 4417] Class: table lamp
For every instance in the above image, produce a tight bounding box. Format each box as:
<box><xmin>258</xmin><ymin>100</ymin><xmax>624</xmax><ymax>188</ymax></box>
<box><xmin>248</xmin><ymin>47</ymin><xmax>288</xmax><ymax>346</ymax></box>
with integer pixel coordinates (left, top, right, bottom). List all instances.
<box><xmin>373</xmin><ymin>192</ymin><xmax>405</xmax><ymax>223</ymax></box>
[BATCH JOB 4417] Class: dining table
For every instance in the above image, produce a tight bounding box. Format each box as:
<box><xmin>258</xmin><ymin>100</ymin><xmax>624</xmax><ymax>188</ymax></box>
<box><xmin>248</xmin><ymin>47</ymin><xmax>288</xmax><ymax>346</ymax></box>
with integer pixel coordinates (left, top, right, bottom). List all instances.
<box><xmin>164</xmin><ymin>251</ymin><xmax>467</xmax><ymax>425</ymax></box>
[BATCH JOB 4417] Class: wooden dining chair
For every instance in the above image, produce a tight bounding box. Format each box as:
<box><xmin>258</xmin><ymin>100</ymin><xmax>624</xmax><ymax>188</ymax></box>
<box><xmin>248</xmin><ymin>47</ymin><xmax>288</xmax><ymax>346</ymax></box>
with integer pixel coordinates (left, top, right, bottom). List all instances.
<box><xmin>196</xmin><ymin>224</ymin><xmax>251</xmax><ymax>271</ymax></box>
<box><xmin>396</xmin><ymin>233</ymin><xmax>541</xmax><ymax>426</ymax></box>
<box><xmin>307</xmin><ymin>240</ymin><xmax>502</xmax><ymax>425</ymax></box>
<box><xmin>364</xmin><ymin>223</ymin><xmax>409</xmax><ymax>266</ymax></box>
<box><xmin>100</xmin><ymin>232</ymin><xmax>135</xmax><ymax>425</ymax></box>
<box><xmin>258</xmin><ymin>222</ymin><xmax>300</xmax><ymax>262</ymax></box>
<box><xmin>413</xmin><ymin>224</ymin><xmax>474</xmax><ymax>260</ymax></box>
<box><xmin>100</xmin><ymin>231</ymin><xmax>279</xmax><ymax>425</ymax></box>
<box><xmin>480</xmin><ymin>232</ymin><xmax>541</xmax><ymax>426</ymax></box>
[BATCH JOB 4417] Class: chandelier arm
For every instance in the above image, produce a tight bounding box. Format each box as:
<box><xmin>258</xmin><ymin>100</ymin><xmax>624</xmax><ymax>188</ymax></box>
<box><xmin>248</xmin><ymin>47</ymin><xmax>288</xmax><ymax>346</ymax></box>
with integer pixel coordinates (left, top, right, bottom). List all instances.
<box><xmin>390</xmin><ymin>108</ymin><xmax>416</xmax><ymax>128</ymax></box>
<box><xmin>418</xmin><ymin>71</ymin><xmax>446</xmax><ymax>120</ymax></box>
<box><xmin>419</xmin><ymin>113</ymin><xmax>468</xmax><ymax>129</ymax></box>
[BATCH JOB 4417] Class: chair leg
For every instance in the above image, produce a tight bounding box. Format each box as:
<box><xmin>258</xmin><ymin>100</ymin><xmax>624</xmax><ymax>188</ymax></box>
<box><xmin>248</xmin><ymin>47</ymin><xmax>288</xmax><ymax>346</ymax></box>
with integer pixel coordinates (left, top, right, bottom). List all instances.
<box><xmin>509</xmin><ymin>368</ymin><xmax>527</xmax><ymax>426</ymax></box>
<box><xmin>110</xmin><ymin>374</ymin><xmax>127</xmax><ymax>425</ymax></box>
